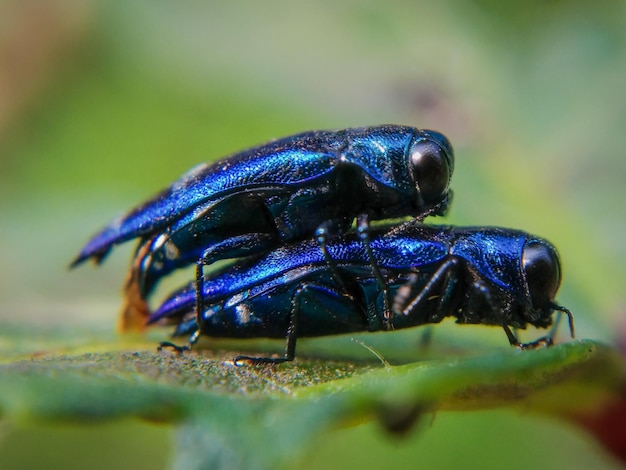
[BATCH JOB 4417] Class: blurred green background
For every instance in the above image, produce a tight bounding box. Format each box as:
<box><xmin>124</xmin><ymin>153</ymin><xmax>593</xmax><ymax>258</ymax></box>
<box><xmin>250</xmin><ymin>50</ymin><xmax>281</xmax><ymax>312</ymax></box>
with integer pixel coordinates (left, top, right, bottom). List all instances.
<box><xmin>0</xmin><ymin>0</ymin><xmax>624</xmax><ymax>468</ymax></box>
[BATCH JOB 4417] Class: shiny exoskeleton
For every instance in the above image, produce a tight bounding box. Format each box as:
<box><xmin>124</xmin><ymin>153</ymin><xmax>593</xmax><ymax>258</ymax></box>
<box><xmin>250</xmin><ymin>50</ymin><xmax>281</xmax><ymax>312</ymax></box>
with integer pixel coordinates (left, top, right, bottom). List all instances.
<box><xmin>150</xmin><ymin>223</ymin><xmax>574</xmax><ymax>364</ymax></box>
<box><xmin>71</xmin><ymin>125</ymin><xmax>454</xmax><ymax>329</ymax></box>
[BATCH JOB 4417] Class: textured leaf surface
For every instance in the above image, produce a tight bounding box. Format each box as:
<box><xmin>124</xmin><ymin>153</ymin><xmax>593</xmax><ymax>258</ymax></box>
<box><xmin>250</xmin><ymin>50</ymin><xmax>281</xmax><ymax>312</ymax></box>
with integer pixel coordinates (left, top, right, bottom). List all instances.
<box><xmin>0</xmin><ymin>340</ymin><xmax>621</xmax><ymax>469</ymax></box>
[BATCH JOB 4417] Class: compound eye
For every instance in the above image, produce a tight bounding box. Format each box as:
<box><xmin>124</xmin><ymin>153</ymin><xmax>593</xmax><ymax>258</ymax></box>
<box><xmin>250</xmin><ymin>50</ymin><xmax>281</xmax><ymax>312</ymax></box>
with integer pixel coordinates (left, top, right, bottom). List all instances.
<box><xmin>409</xmin><ymin>136</ymin><xmax>452</xmax><ymax>204</ymax></box>
<box><xmin>522</xmin><ymin>240</ymin><xmax>562</xmax><ymax>308</ymax></box>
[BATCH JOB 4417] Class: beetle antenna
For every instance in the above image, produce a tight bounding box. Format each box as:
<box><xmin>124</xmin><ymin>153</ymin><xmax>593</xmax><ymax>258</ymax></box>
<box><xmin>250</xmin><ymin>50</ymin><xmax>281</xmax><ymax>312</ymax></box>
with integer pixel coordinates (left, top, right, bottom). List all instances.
<box><xmin>551</xmin><ymin>303</ymin><xmax>575</xmax><ymax>339</ymax></box>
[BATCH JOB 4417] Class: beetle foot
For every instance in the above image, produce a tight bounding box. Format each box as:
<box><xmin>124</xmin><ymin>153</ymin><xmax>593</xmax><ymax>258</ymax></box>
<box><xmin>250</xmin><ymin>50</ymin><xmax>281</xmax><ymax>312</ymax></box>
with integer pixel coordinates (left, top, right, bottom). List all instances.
<box><xmin>157</xmin><ymin>341</ymin><xmax>190</xmax><ymax>354</ymax></box>
<box><xmin>232</xmin><ymin>355</ymin><xmax>290</xmax><ymax>366</ymax></box>
<box><xmin>517</xmin><ymin>335</ymin><xmax>554</xmax><ymax>350</ymax></box>
<box><xmin>503</xmin><ymin>325</ymin><xmax>554</xmax><ymax>350</ymax></box>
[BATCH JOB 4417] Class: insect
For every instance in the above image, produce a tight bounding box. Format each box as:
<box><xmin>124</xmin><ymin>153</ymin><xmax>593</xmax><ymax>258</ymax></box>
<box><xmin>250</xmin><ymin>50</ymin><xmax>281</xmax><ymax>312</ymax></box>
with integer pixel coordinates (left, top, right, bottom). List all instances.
<box><xmin>150</xmin><ymin>222</ymin><xmax>574</xmax><ymax>364</ymax></box>
<box><xmin>70</xmin><ymin>125</ymin><xmax>454</xmax><ymax>328</ymax></box>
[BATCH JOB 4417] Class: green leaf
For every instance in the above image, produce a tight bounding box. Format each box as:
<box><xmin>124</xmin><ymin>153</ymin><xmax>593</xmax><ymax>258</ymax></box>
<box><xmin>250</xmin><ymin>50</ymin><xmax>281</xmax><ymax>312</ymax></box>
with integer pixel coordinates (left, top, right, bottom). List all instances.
<box><xmin>0</xmin><ymin>340</ymin><xmax>621</xmax><ymax>469</ymax></box>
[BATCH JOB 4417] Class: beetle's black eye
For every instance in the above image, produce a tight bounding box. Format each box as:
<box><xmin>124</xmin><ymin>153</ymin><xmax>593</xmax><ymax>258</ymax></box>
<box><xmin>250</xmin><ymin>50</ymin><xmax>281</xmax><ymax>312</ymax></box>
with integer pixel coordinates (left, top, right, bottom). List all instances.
<box><xmin>409</xmin><ymin>133</ymin><xmax>453</xmax><ymax>204</ymax></box>
<box><xmin>522</xmin><ymin>240</ymin><xmax>562</xmax><ymax>308</ymax></box>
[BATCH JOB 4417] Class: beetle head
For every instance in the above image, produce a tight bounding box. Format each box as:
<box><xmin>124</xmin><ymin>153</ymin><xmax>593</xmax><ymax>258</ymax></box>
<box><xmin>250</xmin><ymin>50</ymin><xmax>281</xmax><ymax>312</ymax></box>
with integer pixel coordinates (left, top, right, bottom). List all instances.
<box><xmin>520</xmin><ymin>238</ymin><xmax>574</xmax><ymax>339</ymax></box>
<box><xmin>409</xmin><ymin>130</ymin><xmax>454</xmax><ymax>214</ymax></box>
<box><xmin>522</xmin><ymin>239</ymin><xmax>561</xmax><ymax>311</ymax></box>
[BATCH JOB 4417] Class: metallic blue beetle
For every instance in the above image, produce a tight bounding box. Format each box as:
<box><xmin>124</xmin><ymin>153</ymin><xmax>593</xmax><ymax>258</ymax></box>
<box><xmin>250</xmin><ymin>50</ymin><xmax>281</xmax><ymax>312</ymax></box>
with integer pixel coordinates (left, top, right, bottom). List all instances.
<box><xmin>150</xmin><ymin>223</ymin><xmax>574</xmax><ymax>364</ymax></box>
<box><xmin>71</xmin><ymin>125</ymin><xmax>454</xmax><ymax>325</ymax></box>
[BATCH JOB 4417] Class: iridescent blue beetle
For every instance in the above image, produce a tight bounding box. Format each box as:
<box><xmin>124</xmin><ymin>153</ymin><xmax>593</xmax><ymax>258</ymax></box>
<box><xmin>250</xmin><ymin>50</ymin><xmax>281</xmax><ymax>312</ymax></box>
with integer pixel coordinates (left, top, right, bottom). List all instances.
<box><xmin>71</xmin><ymin>125</ymin><xmax>454</xmax><ymax>328</ymax></box>
<box><xmin>150</xmin><ymin>223</ymin><xmax>574</xmax><ymax>364</ymax></box>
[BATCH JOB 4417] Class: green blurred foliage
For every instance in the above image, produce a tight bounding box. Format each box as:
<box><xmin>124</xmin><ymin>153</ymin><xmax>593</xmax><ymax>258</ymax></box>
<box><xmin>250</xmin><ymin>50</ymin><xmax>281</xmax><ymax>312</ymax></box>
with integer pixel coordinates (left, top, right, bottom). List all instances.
<box><xmin>0</xmin><ymin>0</ymin><xmax>625</xmax><ymax>468</ymax></box>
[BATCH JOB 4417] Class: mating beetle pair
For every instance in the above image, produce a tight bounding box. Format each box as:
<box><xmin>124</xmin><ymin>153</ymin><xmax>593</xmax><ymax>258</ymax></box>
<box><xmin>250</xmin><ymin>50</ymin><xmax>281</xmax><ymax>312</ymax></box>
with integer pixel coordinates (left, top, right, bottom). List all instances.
<box><xmin>72</xmin><ymin>125</ymin><xmax>453</xmax><ymax>331</ymax></box>
<box><xmin>73</xmin><ymin>124</ymin><xmax>573</xmax><ymax>363</ymax></box>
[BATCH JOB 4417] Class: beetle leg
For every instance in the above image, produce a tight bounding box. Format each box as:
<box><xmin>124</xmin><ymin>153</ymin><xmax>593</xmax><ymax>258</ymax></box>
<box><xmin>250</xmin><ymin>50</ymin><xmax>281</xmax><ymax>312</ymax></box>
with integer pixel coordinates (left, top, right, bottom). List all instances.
<box><xmin>537</xmin><ymin>310</ymin><xmax>566</xmax><ymax>347</ymax></box>
<box><xmin>502</xmin><ymin>325</ymin><xmax>553</xmax><ymax>349</ymax></box>
<box><xmin>505</xmin><ymin>304</ymin><xmax>574</xmax><ymax>350</ymax></box>
<box><xmin>194</xmin><ymin>232</ymin><xmax>278</xmax><ymax>294</ymax></box>
<box><xmin>466</xmin><ymin>276</ymin><xmax>494</xmax><ymax>320</ymax></box>
<box><xmin>424</xmin><ymin>258</ymin><xmax>463</xmax><ymax>325</ymax></box>
<box><xmin>503</xmin><ymin>323</ymin><xmax>554</xmax><ymax>349</ymax></box>
<box><xmin>503</xmin><ymin>304</ymin><xmax>574</xmax><ymax>350</ymax></box>
<box><xmin>136</xmin><ymin>192</ymin><xmax>283</xmax><ymax>297</ymax></box>
<box><xmin>398</xmin><ymin>256</ymin><xmax>462</xmax><ymax>323</ymax></box>
<box><xmin>157</xmin><ymin>342</ymin><xmax>188</xmax><ymax>353</ymax></box>
<box><xmin>193</xmin><ymin>232</ymin><xmax>277</xmax><ymax>324</ymax></box>
<box><xmin>199</xmin><ymin>233</ymin><xmax>278</xmax><ymax>265</ymax></box>
<box><xmin>464</xmin><ymin>274</ymin><xmax>550</xmax><ymax>349</ymax></box>
<box><xmin>551</xmin><ymin>303</ymin><xmax>575</xmax><ymax>339</ymax></box>
<box><xmin>233</xmin><ymin>283</ymin><xmax>310</xmax><ymax>365</ymax></box>
<box><xmin>502</xmin><ymin>325</ymin><xmax>521</xmax><ymax>346</ymax></box>
<box><xmin>356</xmin><ymin>214</ymin><xmax>392</xmax><ymax>329</ymax></box>
<box><xmin>232</xmin><ymin>282</ymin><xmax>360</xmax><ymax>365</ymax></box>
<box><xmin>156</xmin><ymin>258</ymin><xmax>207</xmax><ymax>355</ymax></box>
<box><xmin>195</xmin><ymin>258</ymin><xmax>205</xmax><ymax>331</ymax></box>
<box><xmin>416</xmin><ymin>326</ymin><xmax>434</xmax><ymax>351</ymax></box>
<box><xmin>158</xmin><ymin>330</ymin><xmax>200</xmax><ymax>354</ymax></box>
<box><xmin>315</xmin><ymin>220</ymin><xmax>348</xmax><ymax>291</ymax></box>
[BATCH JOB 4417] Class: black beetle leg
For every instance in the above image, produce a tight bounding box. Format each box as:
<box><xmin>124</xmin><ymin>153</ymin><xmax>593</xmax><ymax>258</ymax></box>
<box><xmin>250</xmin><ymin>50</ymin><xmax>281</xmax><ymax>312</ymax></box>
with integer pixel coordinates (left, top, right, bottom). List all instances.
<box><xmin>233</xmin><ymin>283</ymin><xmax>306</xmax><ymax>366</ymax></box>
<box><xmin>551</xmin><ymin>303</ymin><xmax>575</xmax><ymax>340</ymax></box>
<box><xmin>195</xmin><ymin>258</ymin><xmax>205</xmax><ymax>328</ymax></box>
<box><xmin>315</xmin><ymin>220</ymin><xmax>348</xmax><ymax>291</ymax></box>
<box><xmin>158</xmin><ymin>330</ymin><xmax>200</xmax><ymax>354</ymax></box>
<box><xmin>525</xmin><ymin>314</ymin><xmax>562</xmax><ymax>349</ymax></box>
<box><xmin>398</xmin><ymin>256</ymin><xmax>461</xmax><ymax>320</ymax></box>
<box><xmin>467</xmin><ymin>276</ymin><xmax>540</xmax><ymax>347</ymax></box>
<box><xmin>466</xmin><ymin>275</ymin><xmax>494</xmax><ymax>318</ymax></box>
<box><xmin>157</xmin><ymin>342</ymin><xmax>189</xmax><ymax>354</ymax></box>
<box><xmin>502</xmin><ymin>325</ymin><xmax>521</xmax><ymax>346</ymax></box>
<box><xmin>416</xmin><ymin>326</ymin><xmax>434</xmax><ymax>352</ymax></box>
<box><xmin>156</xmin><ymin>258</ymin><xmax>207</xmax><ymax>355</ymax></box>
<box><xmin>504</xmin><ymin>305</ymin><xmax>574</xmax><ymax>350</ymax></box>
<box><xmin>356</xmin><ymin>214</ymin><xmax>392</xmax><ymax>328</ymax></box>
<box><xmin>502</xmin><ymin>325</ymin><xmax>553</xmax><ymax>350</ymax></box>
